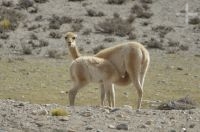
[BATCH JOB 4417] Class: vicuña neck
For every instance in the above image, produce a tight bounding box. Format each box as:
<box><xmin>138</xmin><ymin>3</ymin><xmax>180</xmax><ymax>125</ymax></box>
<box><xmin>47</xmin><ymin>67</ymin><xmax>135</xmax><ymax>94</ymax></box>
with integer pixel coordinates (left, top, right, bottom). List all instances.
<box><xmin>68</xmin><ymin>45</ymin><xmax>81</xmax><ymax>60</ymax></box>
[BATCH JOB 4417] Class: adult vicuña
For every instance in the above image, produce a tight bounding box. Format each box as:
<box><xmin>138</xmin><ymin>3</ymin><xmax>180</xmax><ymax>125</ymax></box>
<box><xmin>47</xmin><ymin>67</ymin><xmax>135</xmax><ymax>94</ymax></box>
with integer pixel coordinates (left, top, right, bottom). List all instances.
<box><xmin>65</xmin><ymin>32</ymin><xmax>118</xmax><ymax>107</ymax></box>
<box><xmin>65</xmin><ymin>32</ymin><xmax>150</xmax><ymax>110</ymax></box>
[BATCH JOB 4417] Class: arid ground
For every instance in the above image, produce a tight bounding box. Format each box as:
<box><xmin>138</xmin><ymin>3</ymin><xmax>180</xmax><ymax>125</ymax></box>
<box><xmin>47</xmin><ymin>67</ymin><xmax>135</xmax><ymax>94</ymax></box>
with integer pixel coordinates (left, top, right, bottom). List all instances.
<box><xmin>0</xmin><ymin>0</ymin><xmax>200</xmax><ymax>131</ymax></box>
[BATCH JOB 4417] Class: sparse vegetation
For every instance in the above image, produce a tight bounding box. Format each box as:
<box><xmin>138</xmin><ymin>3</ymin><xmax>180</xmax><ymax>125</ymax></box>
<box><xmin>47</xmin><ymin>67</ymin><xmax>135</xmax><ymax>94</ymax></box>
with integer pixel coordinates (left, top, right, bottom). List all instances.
<box><xmin>189</xmin><ymin>17</ymin><xmax>200</xmax><ymax>25</ymax></box>
<box><xmin>47</xmin><ymin>49</ymin><xmax>62</xmax><ymax>59</ymax></box>
<box><xmin>68</xmin><ymin>0</ymin><xmax>85</xmax><ymax>1</ymax></box>
<box><xmin>34</xmin><ymin>0</ymin><xmax>48</xmax><ymax>3</ymax></box>
<box><xmin>18</xmin><ymin>0</ymin><xmax>34</xmax><ymax>9</ymax></box>
<box><xmin>179</xmin><ymin>45</ymin><xmax>189</xmax><ymax>51</ymax></box>
<box><xmin>49</xmin><ymin>15</ymin><xmax>73</xmax><ymax>29</ymax></box>
<box><xmin>152</xmin><ymin>25</ymin><xmax>174</xmax><ymax>38</ymax></box>
<box><xmin>49</xmin><ymin>31</ymin><xmax>62</xmax><ymax>39</ymax></box>
<box><xmin>21</xmin><ymin>44</ymin><xmax>32</xmax><ymax>55</ymax></box>
<box><xmin>93</xmin><ymin>45</ymin><xmax>105</xmax><ymax>54</ymax></box>
<box><xmin>82</xmin><ymin>28</ymin><xmax>92</xmax><ymax>35</ymax></box>
<box><xmin>0</xmin><ymin>33</ymin><xmax>9</xmax><ymax>39</ymax></box>
<box><xmin>107</xmin><ymin>0</ymin><xmax>127</xmax><ymax>5</ymax></box>
<box><xmin>0</xmin><ymin>18</ymin><xmax>11</xmax><ymax>30</ymax></box>
<box><xmin>2</xmin><ymin>0</ymin><xmax>13</xmax><ymax>7</ymax></box>
<box><xmin>131</xmin><ymin>4</ymin><xmax>153</xmax><ymax>18</ymax></box>
<box><xmin>86</xmin><ymin>9</ymin><xmax>105</xmax><ymax>17</ymax></box>
<box><xmin>140</xmin><ymin>0</ymin><xmax>153</xmax><ymax>4</ymax></box>
<box><xmin>71</xmin><ymin>22</ymin><xmax>83</xmax><ymax>32</ymax></box>
<box><xmin>146</xmin><ymin>38</ymin><xmax>164</xmax><ymax>50</ymax></box>
<box><xmin>51</xmin><ymin>108</ymin><xmax>69</xmax><ymax>116</ymax></box>
<box><xmin>128</xmin><ymin>32</ymin><xmax>137</xmax><ymax>40</ymax></box>
<box><xmin>104</xmin><ymin>37</ymin><xmax>115</xmax><ymax>42</ymax></box>
<box><xmin>95</xmin><ymin>13</ymin><xmax>134</xmax><ymax>37</ymax></box>
<box><xmin>0</xmin><ymin>8</ymin><xmax>24</xmax><ymax>31</ymax></box>
<box><xmin>168</xmin><ymin>40</ymin><xmax>180</xmax><ymax>47</ymax></box>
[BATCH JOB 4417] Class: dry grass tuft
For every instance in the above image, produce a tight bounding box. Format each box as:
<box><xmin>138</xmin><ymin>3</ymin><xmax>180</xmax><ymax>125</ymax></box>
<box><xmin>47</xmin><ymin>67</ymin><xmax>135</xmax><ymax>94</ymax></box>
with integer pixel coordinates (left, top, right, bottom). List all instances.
<box><xmin>0</xmin><ymin>8</ymin><xmax>24</xmax><ymax>31</ymax></box>
<box><xmin>51</xmin><ymin>108</ymin><xmax>69</xmax><ymax>116</ymax></box>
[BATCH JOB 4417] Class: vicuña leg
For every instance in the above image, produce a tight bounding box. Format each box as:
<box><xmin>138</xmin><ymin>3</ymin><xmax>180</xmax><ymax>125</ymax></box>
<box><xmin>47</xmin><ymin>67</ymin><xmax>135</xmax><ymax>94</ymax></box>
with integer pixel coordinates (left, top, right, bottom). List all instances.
<box><xmin>100</xmin><ymin>82</ymin><xmax>116</xmax><ymax>107</ymax></box>
<box><xmin>126</xmin><ymin>49</ymin><xmax>143</xmax><ymax>110</ymax></box>
<box><xmin>69</xmin><ymin>82</ymin><xmax>87</xmax><ymax>106</ymax></box>
<box><xmin>100</xmin><ymin>83</ymin><xmax>106</xmax><ymax>106</ymax></box>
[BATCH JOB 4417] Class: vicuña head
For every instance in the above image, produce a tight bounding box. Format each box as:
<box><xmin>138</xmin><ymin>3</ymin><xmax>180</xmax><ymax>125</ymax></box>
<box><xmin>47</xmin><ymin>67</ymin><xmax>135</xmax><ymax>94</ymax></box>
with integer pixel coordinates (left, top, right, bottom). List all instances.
<box><xmin>64</xmin><ymin>32</ymin><xmax>80</xmax><ymax>59</ymax></box>
<box><xmin>64</xmin><ymin>32</ymin><xmax>77</xmax><ymax>48</ymax></box>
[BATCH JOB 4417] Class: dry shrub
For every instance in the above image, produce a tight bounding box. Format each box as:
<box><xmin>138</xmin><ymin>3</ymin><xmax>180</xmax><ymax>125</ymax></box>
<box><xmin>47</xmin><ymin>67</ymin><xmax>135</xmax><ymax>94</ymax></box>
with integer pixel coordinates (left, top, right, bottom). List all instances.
<box><xmin>128</xmin><ymin>32</ymin><xmax>137</xmax><ymax>40</ymax></box>
<box><xmin>95</xmin><ymin>13</ymin><xmax>134</xmax><ymax>37</ymax></box>
<box><xmin>157</xmin><ymin>96</ymin><xmax>196</xmax><ymax>110</ymax></box>
<box><xmin>49</xmin><ymin>15</ymin><xmax>72</xmax><ymax>29</ymax></box>
<box><xmin>140</xmin><ymin>0</ymin><xmax>153</xmax><ymax>4</ymax></box>
<box><xmin>87</xmin><ymin>9</ymin><xmax>104</xmax><ymax>17</ymax></box>
<box><xmin>168</xmin><ymin>40</ymin><xmax>180</xmax><ymax>47</ymax></box>
<box><xmin>18</xmin><ymin>0</ymin><xmax>34</xmax><ymax>9</ymax></box>
<box><xmin>34</xmin><ymin>0</ymin><xmax>48</xmax><ymax>3</ymax></box>
<box><xmin>152</xmin><ymin>25</ymin><xmax>174</xmax><ymax>38</ymax></box>
<box><xmin>189</xmin><ymin>17</ymin><xmax>200</xmax><ymax>25</ymax></box>
<box><xmin>146</xmin><ymin>38</ymin><xmax>164</xmax><ymax>50</ymax></box>
<box><xmin>0</xmin><ymin>8</ymin><xmax>25</xmax><ymax>31</ymax></box>
<box><xmin>131</xmin><ymin>4</ymin><xmax>153</xmax><ymax>19</ymax></box>
<box><xmin>93</xmin><ymin>45</ymin><xmax>105</xmax><ymax>54</ymax></box>
<box><xmin>179</xmin><ymin>45</ymin><xmax>189</xmax><ymax>51</ymax></box>
<box><xmin>47</xmin><ymin>49</ymin><xmax>63</xmax><ymax>59</ymax></box>
<box><xmin>82</xmin><ymin>28</ymin><xmax>92</xmax><ymax>35</ymax></box>
<box><xmin>49</xmin><ymin>31</ymin><xmax>62</xmax><ymax>39</ymax></box>
<box><xmin>71</xmin><ymin>19</ymin><xmax>84</xmax><ymax>32</ymax></box>
<box><xmin>68</xmin><ymin>0</ymin><xmax>85</xmax><ymax>1</ymax></box>
<box><xmin>107</xmin><ymin>0</ymin><xmax>127</xmax><ymax>4</ymax></box>
<box><xmin>21</xmin><ymin>44</ymin><xmax>32</xmax><ymax>55</ymax></box>
<box><xmin>104</xmin><ymin>37</ymin><xmax>115</xmax><ymax>43</ymax></box>
<box><xmin>0</xmin><ymin>33</ymin><xmax>9</xmax><ymax>39</ymax></box>
<box><xmin>2</xmin><ymin>0</ymin><xmax>13</xmax><ymax>7</ymax></box>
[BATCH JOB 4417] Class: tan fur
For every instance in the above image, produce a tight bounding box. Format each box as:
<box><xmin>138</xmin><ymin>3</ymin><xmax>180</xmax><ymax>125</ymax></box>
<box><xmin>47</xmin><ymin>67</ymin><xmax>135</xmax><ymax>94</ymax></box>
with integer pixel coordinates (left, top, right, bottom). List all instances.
<box><xmin>65</xmin><ymin>32</ymin><xmax>117</xmax><ymax>107</ymax></box>
<box><xmin>65</xmin><ymin>32</ymin><xmax>150</xmax><ymax>110</ymax></box>
<box><xmin>95</xmin><ymin>42</ymin><xmax>150</xmax><ymax>109</ymax></box>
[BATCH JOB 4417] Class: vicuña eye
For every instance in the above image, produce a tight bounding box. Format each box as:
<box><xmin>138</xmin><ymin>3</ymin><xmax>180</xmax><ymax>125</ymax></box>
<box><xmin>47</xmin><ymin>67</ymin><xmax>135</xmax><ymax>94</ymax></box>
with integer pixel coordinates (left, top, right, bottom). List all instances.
<box><xmin>72</xmin><ymin>37</ymin><xmax>75</xmax><ymax>40</ymax></box>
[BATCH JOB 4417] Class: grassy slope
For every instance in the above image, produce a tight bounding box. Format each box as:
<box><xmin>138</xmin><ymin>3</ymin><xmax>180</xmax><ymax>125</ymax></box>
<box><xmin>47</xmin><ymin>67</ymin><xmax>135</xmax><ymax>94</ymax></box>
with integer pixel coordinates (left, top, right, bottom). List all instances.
<box><xmin>0</xmin><ymin>53</ymin><xmax>199</xmax><ymax>108</ymax></box>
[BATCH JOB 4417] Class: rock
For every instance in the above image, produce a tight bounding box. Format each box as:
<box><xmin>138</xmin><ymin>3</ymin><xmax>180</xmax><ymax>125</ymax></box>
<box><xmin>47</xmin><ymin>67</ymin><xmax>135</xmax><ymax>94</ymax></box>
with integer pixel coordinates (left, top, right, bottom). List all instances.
<box><xmin>96</xmin><ymin>129</ymin><xmax>103</xmax><ymax>132</ymax></box>
<box><xmin>108</xmin><ymin>124</ymin><xmax>116</xmax><ymax>129</ymax></box>
<box><xmin>35</xmin><ymin>122</ymin><xmax>44</xmax><ymax>127</ymax></box>
<box><xmin>80</xmin><ymin>111</ymin><xmax>92</xmax><ymax>117</ymax></box>
<box><xmin>60</xmin><ymin>91</ymin><xmax>65</xmax><ymax>94</ymax></box>
<box><xmin>137</xmin><ymin>124</ymin><xmax>148</xmax><ymax>128</ymax></box>
<box><xmin>110</xmin><ymin>108</ymin><xmax>120</xmax><ymax>112</ymax></box>
<box><xmin>123</xmin><ymin>105</ymin><xmax>133</xmax><ymax>110</ymax></box>
<box><xmin>116</xmin><ymin>123</ymin><xmax>129</xmax><ymax>130</ymax></box>
<box><xmin>177</xmin><ymin>67</ymin><xmax>183</xmax><ymax>70</ymax></box>
<box><xmin>28</xmin><ymin>7</ymin><xmax>38</xmax><ymax>13</ymax></box>
<box><xmin>182</xmin><ymin>127</ymin><xmax>186</xmax><ymax>132</ymax></box>
<box><xmin>85</xmin><ymin>126</ymin><xmax>93</xmax><ymax>130</ymax></box>
<box><xmin>189</xmin><ymin>123</ymin><xmax>195</xmax><ymax>128</ymax></box>
<box><xmin>67</xmin><ymin>129</ymin><xmax>76</xmax><ymax>132</ymax></box>
<box><xmin>170</xmin><ymin>130</ymin><xmax>176</xmax><ymax>132</ymax></box>
<box><xmin>145</xmin><ymin>120</ymin><xmax>152</xmax><ymax>125</ymax></box>
<box><xmin>59</xmin><ymin>116</ymin><xmax>69</xmax><ymax>121</ymax></box>
<box><xmin>38</xmin><ymin>109</ymin><xmax>48</xmax><ymax>115</ymax></box>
